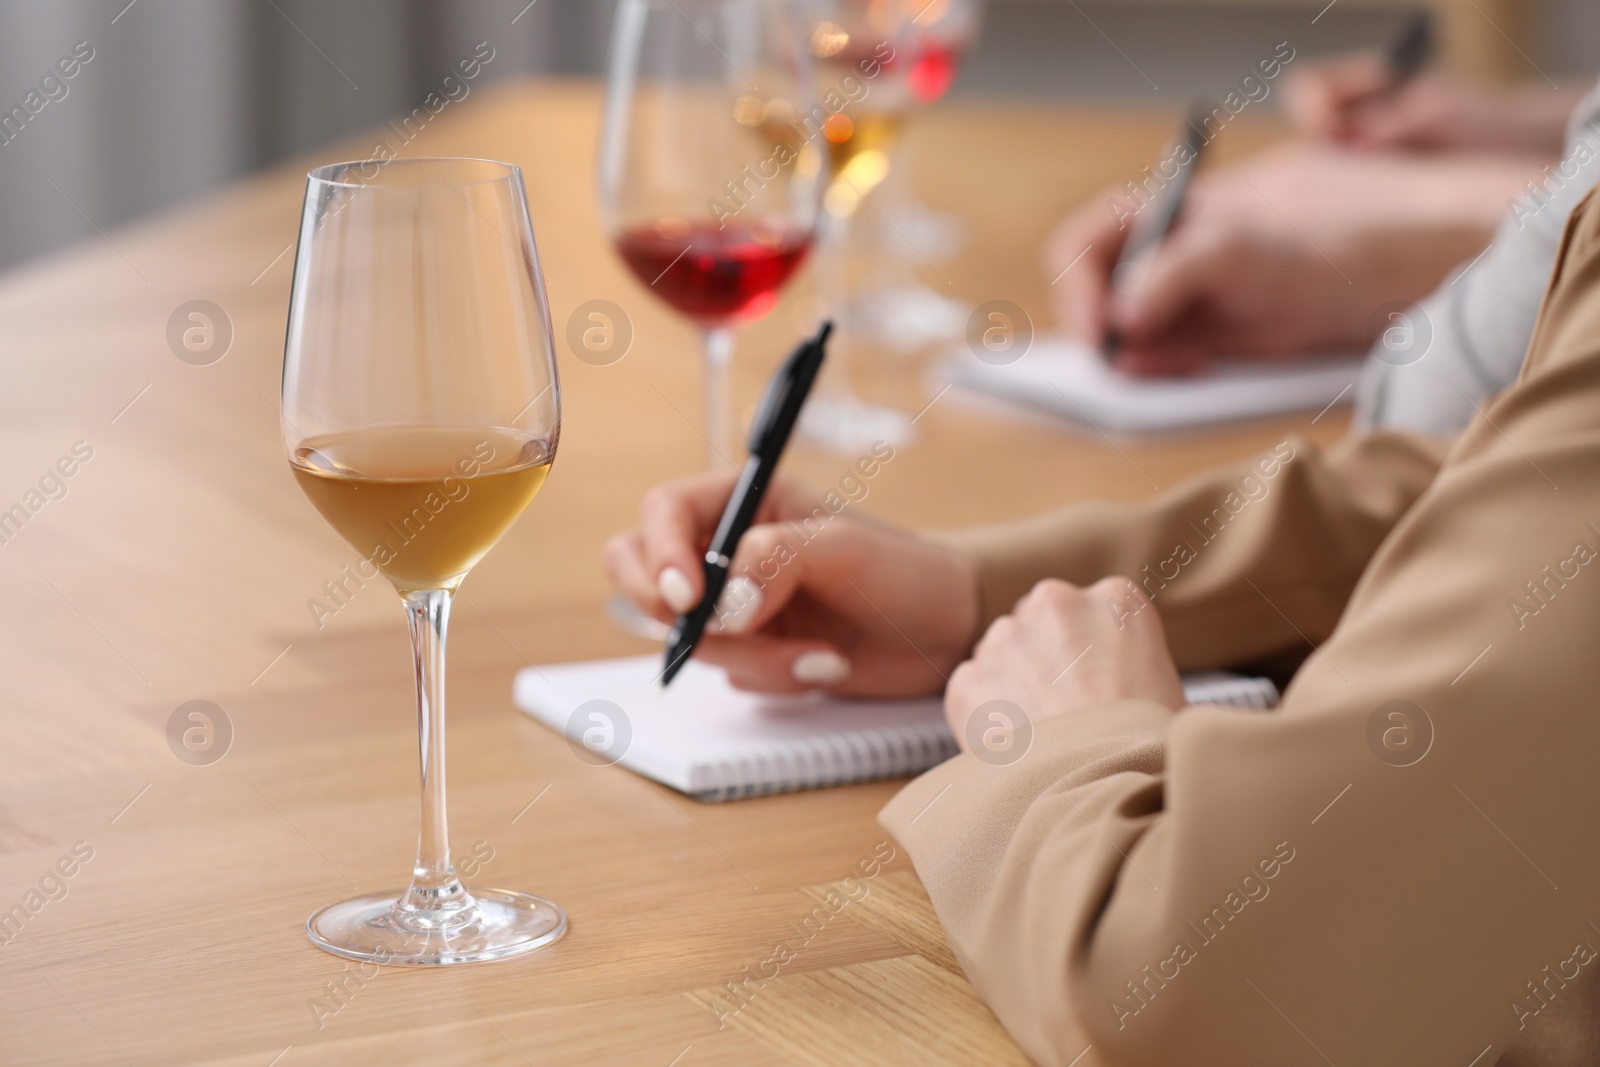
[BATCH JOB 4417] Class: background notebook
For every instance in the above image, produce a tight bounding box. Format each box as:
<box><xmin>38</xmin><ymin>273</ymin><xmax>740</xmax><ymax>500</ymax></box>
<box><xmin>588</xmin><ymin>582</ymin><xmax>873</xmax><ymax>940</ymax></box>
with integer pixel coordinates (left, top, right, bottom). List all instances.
<box><xmin>514</xmin><ymin>655</ymin><xmax>1278</xmax><ymax>802</ymax></box>
<box><xmin>939</xmin><ymin>338</ymin><xmax>1363</xmax><ymax>433</ymax></box>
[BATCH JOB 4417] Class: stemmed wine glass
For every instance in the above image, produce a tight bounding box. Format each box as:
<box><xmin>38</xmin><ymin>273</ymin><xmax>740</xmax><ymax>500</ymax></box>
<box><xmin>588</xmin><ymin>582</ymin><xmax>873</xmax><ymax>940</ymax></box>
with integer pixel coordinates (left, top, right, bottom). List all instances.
<box><xmin>904</xmin><ymin>0</ymin><xmax>983</xmax><ymax>108</ymax></box>
<box><xmin>793</xmin><ymin>0</ymin><xmax>919</xmax><ymax>451</ymax></box>
<box><xmin>855</xmin><ymin>0</ymin><xmax>985</xmax><ymax>350</ymax></box>
<box><xmin>599</xmin><ymin>0</ymin><xmax>827</xmax><ymax>470</ymax></box>
<box><xmin>282</xmin><ymin>157</ymin><xmax>565</xmax><ymax>965</ymax></box>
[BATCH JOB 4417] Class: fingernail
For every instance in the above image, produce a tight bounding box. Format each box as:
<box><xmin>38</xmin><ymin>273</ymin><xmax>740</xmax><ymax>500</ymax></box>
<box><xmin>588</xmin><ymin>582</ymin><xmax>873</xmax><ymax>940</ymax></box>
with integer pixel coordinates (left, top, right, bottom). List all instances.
<box><xmin>658</xmin><ymin>567</ymin><xmax>696</xmax><ymax>614</ymax></box>
<box><xmin>791</xmin><ymin>650</ymin><xmax>850</xmax><ymax>686</ymax></box>
<box><xmin>714</xmin><ymin>576</ymin><xmax>763</xmax><ymax>635</ymax></box>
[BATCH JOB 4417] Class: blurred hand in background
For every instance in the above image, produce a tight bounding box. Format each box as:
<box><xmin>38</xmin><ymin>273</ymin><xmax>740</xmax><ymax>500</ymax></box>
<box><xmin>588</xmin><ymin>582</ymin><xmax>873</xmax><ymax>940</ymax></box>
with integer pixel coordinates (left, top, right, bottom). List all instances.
<box><xmin>1049</xmin><ymin>134</ymin><xmax>1550</xmax><ymax>376</ymax></box>
<box><xmin>1281</xmin><ymin>50</ymin><xmax>1583</xmax><ymax>154</ymax></box>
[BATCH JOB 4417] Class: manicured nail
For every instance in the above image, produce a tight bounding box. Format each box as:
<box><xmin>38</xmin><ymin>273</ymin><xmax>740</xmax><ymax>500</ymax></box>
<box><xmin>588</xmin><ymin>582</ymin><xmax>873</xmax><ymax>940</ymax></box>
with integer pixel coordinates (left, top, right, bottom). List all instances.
<box><xmin>714</xmin><ymin>576</ymin><xmax>763</xmax><ymax>635</ymax></box>
<box><xmin>658</xmin><ymin>567</ymin><xmax>696</xmax><ymax>614</ymax></box>
<box><xmin>791</xmin><ymin>650</ymin><xmax>850</xmax><ymax>686</ymax></box>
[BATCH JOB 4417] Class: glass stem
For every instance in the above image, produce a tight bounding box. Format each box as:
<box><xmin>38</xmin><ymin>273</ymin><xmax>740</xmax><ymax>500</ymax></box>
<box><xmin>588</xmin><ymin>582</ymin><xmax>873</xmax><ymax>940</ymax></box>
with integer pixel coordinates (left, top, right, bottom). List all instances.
<box><xmin>399</xmin><ymin>587</ymin><xmax>473</xmax><ymax>928</ymax></box>
<box><xmin>819</xmin><ymin>208</ymin><xmax>856</xmax><ymax>400</ymax></box>
<box><xmin>702</xmin><ymin>326</ymin><xmax>735</xmax><ymax>471</ymax></box>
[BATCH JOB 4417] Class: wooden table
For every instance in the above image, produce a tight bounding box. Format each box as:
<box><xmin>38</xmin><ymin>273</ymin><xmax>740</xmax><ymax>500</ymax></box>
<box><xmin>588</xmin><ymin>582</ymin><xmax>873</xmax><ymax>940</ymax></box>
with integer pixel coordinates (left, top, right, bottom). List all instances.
<box><xmin>0</xmin><ymin>80</ymin><xmax>1346</xmax><ymax>1066</ymax></box>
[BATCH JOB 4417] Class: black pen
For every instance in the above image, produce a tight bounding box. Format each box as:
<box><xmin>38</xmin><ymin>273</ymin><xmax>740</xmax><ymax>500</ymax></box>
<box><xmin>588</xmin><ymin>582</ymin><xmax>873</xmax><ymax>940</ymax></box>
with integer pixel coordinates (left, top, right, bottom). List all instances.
<box><xmin>659</xmin><ymin>321</ymin><xmax>832</xmax><ymax>687</ymax></box>
<box><xmin>1104</xmin><ymin>100</ymin><xmax>1211</xmax><ymax>358</ymax></box>
<box><xmin>1376</xmin><ymin>12</ymin><xmax>1434</xmax><ymax>99</ymax></box>
<box><xmin>1320</xmin><ymin>16</ymin><xmax>1433</xmax><ymax>151</ymax></box>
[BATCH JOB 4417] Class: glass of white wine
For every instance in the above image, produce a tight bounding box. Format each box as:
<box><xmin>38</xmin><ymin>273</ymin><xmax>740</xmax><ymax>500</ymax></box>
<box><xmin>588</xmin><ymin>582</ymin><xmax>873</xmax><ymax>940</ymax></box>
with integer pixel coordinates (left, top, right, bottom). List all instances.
<box><xmin>282</xmin><ymin>157</ymin><xmax>565</xmax><ymax>966</ymax></box>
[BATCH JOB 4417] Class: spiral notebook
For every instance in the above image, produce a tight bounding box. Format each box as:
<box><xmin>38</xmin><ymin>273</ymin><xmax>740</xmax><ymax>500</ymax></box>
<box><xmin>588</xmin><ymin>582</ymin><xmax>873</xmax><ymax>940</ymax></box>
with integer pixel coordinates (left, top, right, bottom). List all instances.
<box><xmin>514</xmin><ymin>655</ymin><xmax>1277</xmax><ymax>802</ymax></box>
<box><xmin>939</xmin><ymin>338</ymin><xmax>1363</xmax><ymax>433</ymax></box>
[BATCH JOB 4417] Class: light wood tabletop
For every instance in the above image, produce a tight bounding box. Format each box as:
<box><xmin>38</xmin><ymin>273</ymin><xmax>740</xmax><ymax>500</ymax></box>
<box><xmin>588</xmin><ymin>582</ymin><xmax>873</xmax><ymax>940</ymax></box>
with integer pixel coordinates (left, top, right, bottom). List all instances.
<box><xmin>0</xmin><ymin>79</ymin><xmax>1348</xmax><ymax>1066</ymax></box>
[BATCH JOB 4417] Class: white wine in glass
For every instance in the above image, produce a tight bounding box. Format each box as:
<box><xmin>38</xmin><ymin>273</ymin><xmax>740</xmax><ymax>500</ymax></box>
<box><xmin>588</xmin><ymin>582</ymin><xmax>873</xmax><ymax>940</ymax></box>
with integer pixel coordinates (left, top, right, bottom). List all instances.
<box><xmin>282</xmin><ymin>157</ymin><xmax>565</xmax><ymax>966</ymax></box>
<box><xmin>793</xmin><ymin>0</ymin><xmax>918</xmax><ymax>451</ymax></box>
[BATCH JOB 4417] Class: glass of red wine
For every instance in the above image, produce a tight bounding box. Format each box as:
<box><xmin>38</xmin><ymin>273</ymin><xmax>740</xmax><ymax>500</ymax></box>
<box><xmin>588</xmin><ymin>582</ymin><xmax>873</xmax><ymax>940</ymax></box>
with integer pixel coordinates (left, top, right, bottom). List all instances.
<box><xmin>600</xmin><ymin>0</ymin><xmax>827</xmax><ymax>470</ymax></box>
<box><xmin>905</xmin><ymin>0</ymin><xmax>984</xmax><ymax>108</ymax></box>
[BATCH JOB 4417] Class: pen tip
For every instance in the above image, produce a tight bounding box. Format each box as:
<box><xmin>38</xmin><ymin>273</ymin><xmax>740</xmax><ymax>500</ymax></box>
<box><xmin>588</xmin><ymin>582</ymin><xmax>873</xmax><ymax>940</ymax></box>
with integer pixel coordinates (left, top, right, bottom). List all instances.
<box><xmin>815</xmin><ymin>320</ymin><xmax>834</xmax><ymax>345</ymax></box>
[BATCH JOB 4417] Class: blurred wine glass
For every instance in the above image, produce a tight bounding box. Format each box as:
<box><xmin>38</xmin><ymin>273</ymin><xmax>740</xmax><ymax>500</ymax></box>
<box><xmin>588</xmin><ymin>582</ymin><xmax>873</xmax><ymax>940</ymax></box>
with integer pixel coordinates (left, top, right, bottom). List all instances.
<box><xmin>905</xmin><ymin>0</ymin><xmax>983</xmax><ymax>108</ymax></box>
<box><xmin>857</xmin><ymin>0</ymin><xmax>986</xmax><ymax>353</ymax></box>
<box><xmin>794</xmin><ymin>0</ymin><xmax>974</xmax><ymax>451</ymax></box>
<box><xmin>599</xmin><ymin>0</ymin><xmax>827</xmax><ymax>470</ymax></box>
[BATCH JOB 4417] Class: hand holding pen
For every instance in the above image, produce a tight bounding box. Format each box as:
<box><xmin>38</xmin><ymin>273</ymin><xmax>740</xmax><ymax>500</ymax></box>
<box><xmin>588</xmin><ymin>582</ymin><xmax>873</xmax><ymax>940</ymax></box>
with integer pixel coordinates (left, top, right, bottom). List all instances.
<box><xmin>659</xmin><ymin>322</ymin><xmax>833</xmax><ymax>685</ymax></box>
<box><xmin>1282</xmin><ymin>14</ymin><xmax>1467</xmax><ymax>152</ymax></box>
<box><xmin>1102</xmin><ymin>15</ymin><xmax>1429</xmax><ymax>359</ymax></box>
<box><xmin>601</xmin><ymin>321</ymin><xmax>978</xmax><ymax>696</ymax></box>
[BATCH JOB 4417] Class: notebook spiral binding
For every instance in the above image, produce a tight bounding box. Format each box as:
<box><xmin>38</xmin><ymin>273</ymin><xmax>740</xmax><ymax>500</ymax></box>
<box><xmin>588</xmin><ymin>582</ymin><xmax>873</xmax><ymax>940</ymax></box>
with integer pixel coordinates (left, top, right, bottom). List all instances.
<box><xmin>697</xmin><ymin>723</ymin><xmax>960</xmax><ymax>802</ymax></box>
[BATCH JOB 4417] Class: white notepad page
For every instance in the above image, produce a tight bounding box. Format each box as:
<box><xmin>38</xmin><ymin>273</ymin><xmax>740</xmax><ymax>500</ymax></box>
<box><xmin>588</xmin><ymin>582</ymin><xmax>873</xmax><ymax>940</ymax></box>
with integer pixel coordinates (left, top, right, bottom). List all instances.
<box><xmin>940</xmin><ymin>338</ymin><xmax>1363</xmax><ymax>433</ymax></box>
<box><xmin>514</xmin><ymin>656</ymin><xmax>1277</xmax><ymax>802</ymax></box>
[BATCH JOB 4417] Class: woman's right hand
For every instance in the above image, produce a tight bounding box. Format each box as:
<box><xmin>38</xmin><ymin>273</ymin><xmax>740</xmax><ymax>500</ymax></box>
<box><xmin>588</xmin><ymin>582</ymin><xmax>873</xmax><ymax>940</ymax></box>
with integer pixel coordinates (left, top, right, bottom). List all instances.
<box><xmin>1281</xmin><ymin>50</ymin><xmax>1579</xmax><ymax>156</ymax></box>
<box><xmin>1047</xmin><ymin>143</ymin><xmax>1521</xmax><ymax>376</ymax></box>
<box><xmin>602</xmin><ymin>470</ymin><xmax>980</xmax><ymax>697</ymax></box>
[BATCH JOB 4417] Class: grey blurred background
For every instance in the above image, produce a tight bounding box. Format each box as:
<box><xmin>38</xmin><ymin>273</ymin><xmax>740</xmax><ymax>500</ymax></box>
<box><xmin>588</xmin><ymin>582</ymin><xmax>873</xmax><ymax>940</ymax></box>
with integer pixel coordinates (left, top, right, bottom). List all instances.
<box><xmin>0</xmin><ymin>0</ymin><xmax>1595</xmax><ymax>274</ymax></box>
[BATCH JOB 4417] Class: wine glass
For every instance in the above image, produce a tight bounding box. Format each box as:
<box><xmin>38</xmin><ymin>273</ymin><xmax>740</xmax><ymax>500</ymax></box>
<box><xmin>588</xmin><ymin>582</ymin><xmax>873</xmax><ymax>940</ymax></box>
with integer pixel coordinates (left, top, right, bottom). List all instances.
<box><xmin>793</xmin><ymin>0</ymin><xmax>920</xmax><ymax>451</ymax></box>
<box><xmin>599</xmin><ymin>0</ymin><xmax>826</xmax><ymax>470</ymax></box>
<box><xmin>808</xmin><ymin>0</ymin><xmax>910</xmax><ymax>210</ymax></box>
<box><xmin>905</xmin><ymin>0</ymin><xmax>983</xmax><ymax>107</ymax></box>
<box><xmin>854</xmin><ymin>0</ymin><xmax>986</xmax><ymax>351</ymax></box>
<box><xmin>282</xmin><ymin>157</ymin><xmax>565</xmax><ymax>966</ymax></box>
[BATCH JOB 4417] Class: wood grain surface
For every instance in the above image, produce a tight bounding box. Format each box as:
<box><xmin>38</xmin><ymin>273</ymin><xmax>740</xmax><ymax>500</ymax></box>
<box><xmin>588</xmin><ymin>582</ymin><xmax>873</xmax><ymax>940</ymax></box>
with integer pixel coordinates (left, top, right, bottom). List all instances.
<box><xmin>0</xmin><ymin>79</ymin><xmax>1347</xmax><ymax>1066</ymax></box>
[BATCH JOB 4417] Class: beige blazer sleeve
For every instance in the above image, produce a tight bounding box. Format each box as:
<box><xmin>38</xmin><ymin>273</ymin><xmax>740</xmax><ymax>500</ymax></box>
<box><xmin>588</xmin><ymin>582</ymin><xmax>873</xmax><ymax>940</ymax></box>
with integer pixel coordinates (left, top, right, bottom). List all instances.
<box><xmin>940</xmin><ymin>429</ymin><xmax>1447</xmax><ymax>673</ymax></box>
<box><xmin>884</xmin><ymin>191</ymin><xmax>1600</xmax><ymax>1067</ymax></box>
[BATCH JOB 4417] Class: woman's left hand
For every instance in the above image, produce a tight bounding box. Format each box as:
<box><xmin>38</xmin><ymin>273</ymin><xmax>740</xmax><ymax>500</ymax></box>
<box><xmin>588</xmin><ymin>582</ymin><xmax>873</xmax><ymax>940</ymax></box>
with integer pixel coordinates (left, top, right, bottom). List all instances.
<box><xmin>944</xmin><ymin>577</ymin><xmax>1186</xmax><ymax>748</ymax></box>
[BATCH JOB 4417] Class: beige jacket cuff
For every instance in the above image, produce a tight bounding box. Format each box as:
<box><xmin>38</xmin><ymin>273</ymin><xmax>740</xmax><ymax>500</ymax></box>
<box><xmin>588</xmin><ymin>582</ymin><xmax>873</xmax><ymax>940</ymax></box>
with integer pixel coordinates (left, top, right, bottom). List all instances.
<box><xmin>880</xmin><ymin>702</ymin><xmax>1174</xmax><ymax>1066</ymax></box>
<box><xmin>927</xmin><ymin>431</ymin><xmax>1448</xmax><ymax>671</ymax></box>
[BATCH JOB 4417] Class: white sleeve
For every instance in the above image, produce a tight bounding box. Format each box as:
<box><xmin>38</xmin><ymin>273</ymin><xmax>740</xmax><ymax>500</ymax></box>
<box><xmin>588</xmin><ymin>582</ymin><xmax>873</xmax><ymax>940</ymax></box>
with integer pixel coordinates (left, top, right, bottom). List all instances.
<box><xmin>1356</xmin><ymin>78</ymin><xmax>1600</xmax><ymax>436</ymax></box>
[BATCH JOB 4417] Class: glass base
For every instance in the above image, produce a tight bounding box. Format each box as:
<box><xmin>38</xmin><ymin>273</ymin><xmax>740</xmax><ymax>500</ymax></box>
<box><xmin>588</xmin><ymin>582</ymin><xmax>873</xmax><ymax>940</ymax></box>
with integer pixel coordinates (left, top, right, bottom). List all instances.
<box><xmin>854</xmin><ymin>283</ymin><xmax>970</xmax><ymax>353</ymax></box>
<box><xmin>307</xmin><ymin>887</ymin><xmax>566</xmax><ymax>966</ymax></box>
<box><xmin>798</xmin><ymin>393</ymin><xmax>916</xmax><ymax>454</ymax></box>
<box><xmin>605</xmin><ymin>591</ymin><xmax>671</xmax><ymax>641</ymax></box>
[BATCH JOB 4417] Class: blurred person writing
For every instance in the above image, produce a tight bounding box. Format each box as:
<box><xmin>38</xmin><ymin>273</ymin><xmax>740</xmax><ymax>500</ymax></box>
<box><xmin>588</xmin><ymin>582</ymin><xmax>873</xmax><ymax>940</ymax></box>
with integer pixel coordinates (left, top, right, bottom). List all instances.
<box><xmin>1283</xmin><ymin>49</ymin><xmax>1585</xmax><ymax>153</ymax></box>
<box><xmin>1051</xmin><ymin>58</ymin><xmax>1600</xmax><ymax>438</ymax></box>
<box><xmin>607</xmin><ymin>174</ymin><xmax>1600</xmax><ymax>1063</ymax></box>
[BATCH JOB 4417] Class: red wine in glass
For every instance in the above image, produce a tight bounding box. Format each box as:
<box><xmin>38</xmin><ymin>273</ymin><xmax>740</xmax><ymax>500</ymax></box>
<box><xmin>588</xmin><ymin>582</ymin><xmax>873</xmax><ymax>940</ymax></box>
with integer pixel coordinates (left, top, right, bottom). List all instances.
<box><xmin>614</xmin><ymin>219</ymin><xmax>813</xmax><ymax>326</ymax></box>
<box><xmin>600</xmin><ymin>0</ymin><xmax>824</xmax><ymax>471</ymax></box>
<box><xmin>908</xmin><ymin>42</ymin><xmax>961</xmax><ymax>104</ymax></box>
